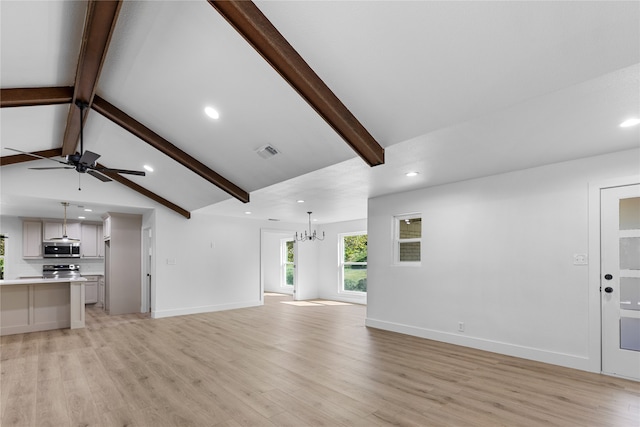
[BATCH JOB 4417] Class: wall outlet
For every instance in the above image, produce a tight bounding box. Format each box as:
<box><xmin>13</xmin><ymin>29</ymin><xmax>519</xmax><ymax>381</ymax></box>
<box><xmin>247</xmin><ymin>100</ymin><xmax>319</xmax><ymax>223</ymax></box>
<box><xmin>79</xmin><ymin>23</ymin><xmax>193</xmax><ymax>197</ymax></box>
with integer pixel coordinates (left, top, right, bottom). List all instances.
<box><xmin>458</xmin><ymin>322</ymin><xmax>465</xmax><ymax>332</ymax></box>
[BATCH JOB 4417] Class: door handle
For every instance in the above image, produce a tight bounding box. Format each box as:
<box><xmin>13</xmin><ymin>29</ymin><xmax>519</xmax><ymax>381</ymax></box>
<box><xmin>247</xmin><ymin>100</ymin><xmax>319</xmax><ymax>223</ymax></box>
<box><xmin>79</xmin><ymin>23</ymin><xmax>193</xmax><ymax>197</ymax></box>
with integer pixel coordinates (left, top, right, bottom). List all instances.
<box><xmin>604</xmin><ymin>287</ymin><xmax>613</xmax><ymax>294</ymax></box>
<box><xmin>604</xmin><ymin>274</ymin><xmax>613</xmax><ymax>280</ymax></box>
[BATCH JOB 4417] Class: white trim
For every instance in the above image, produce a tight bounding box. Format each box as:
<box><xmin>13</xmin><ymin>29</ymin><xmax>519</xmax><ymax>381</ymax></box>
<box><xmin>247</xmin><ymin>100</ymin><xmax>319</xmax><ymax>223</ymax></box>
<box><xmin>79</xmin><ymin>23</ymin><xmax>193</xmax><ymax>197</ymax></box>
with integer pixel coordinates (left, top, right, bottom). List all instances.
<box><xmin>152</xmin><ymin>300</ymin><xmax>262</xmax><ymax>319</ymax></box>
<box><xmin>587</xmin><ymin>174</ymin><xmax>640</xmax><ymax>374</ymax></box>
<box><xmin>365</xmin><ymin>317</ymin><xmax>592</xmax><ymax>371</ymax></box>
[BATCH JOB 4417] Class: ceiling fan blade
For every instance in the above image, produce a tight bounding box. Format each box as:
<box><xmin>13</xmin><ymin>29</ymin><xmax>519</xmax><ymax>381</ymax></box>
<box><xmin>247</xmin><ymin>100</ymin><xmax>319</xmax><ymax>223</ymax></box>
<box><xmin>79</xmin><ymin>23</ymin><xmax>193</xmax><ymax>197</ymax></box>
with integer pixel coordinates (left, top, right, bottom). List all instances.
<box><xmin>94</xmin><ymin>167</ymin><xmax>146</xmax><ymax>176</ymax></box>
<box><xmin>4</xmin><ymin>147</ymin><xmax>69</xmax><ymax>165</ymax></box>
<box><xmin>29</xmin><ymin>167</ymin><xmax>75</xmax><ymax>170</ymax></box>
<box><xmin>79</xmin><ymin>150</ymin><xmax>101</xmax><ymax>165</ymax></box>
<box><xmin>87</xmin><ymin>170</ymin><xmax>112</xmax><ymax>182</ymax></box>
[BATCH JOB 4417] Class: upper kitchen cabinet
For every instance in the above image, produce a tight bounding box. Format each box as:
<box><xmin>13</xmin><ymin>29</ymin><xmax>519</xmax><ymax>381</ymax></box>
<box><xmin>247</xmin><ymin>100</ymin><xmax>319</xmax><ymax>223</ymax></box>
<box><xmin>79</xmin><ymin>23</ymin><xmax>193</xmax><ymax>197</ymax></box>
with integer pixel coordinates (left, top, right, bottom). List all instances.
<box><xmin>81</xmin><ymin>223</ymin><xmax>104</xmax><ymax>259</ymax></box>
<box><xmin>103</xmin><ymin>216</ymin><xmax>111</xmax><ymax>241</ymax></box>
<box><xmin>44</xmin><ymin>221</ymin><xmax>81</xmax><ymax>241</ymax></box>
<box><xmin>22</xmin><ymin>220</ymin><xmax>42</xmax><ymax>258</ymax></box>
<box><xmin>97</xmin><ymin>225</ymin><xmax>104</xmax><ymax>257</ymax></box>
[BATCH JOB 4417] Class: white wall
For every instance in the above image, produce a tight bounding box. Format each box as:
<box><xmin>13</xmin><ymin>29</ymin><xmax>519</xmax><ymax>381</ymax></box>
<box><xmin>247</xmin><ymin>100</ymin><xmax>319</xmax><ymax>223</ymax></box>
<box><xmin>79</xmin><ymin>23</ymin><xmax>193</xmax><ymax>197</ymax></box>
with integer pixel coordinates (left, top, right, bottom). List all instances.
<box><xmin>316</xmin><ymin>219</ymin><xmax>368</xmax><ymax>304</ymax></box>
<box><xmin>150</xmin><ymin>210</ymin><xmax>307</xmax><ymax>318</ymax></box>
<box><xmin>295</xmin><ymin>238</ymin><xmax>320</xmax><ymax>300</ymax></box>
<box><xmin>366</xmin><ymin>148</ymin><xmax>640</xmax><ymax>372</ymax></box>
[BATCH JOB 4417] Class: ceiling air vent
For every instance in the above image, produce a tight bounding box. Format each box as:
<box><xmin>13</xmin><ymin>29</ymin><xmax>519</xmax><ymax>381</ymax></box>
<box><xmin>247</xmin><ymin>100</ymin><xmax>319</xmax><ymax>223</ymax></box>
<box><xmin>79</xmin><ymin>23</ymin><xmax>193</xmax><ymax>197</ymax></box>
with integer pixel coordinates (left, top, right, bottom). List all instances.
<box><xmin>255</xmin><ymin>144</ymin><xmax>280</xmax><ymax>159</ymax></box>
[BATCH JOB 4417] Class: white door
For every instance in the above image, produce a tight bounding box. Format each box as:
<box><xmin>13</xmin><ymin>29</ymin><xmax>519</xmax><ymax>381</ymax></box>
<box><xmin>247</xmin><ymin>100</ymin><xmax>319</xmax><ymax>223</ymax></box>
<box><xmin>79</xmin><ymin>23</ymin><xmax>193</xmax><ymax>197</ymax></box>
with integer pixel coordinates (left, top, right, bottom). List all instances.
<box><xmin>142</xmin><ymin>228</ymin><xmax>152</xmax><ymax>313</ymax></box>
<box><xmin>601</xmin><ymin>184</ymin><xmax>640</xmax><ymax>380</ymax></box>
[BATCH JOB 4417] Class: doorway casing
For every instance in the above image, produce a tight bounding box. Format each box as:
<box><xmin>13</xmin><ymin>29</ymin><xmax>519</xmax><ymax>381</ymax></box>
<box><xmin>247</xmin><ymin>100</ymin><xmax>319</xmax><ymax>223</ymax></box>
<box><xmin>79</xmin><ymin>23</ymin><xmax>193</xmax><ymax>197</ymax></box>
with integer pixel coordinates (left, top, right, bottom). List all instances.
<box><xmin>588</xmin><ymin>174</ymin><xmax>640</xmax><ymax>376</ymax></box>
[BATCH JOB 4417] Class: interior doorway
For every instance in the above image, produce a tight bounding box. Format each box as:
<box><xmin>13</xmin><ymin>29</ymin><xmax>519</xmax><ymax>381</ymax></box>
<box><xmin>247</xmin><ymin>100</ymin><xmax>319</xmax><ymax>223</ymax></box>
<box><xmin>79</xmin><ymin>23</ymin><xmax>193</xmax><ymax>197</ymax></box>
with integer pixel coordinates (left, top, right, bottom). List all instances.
<box><xmin>260</xmin><ymin>229</ymin><xmax>296</xmax><ymax>303</ymax></box>
<box><xmin>142</xmin><ymin>227</ymin><xmax>152</xmax><ymax>313</ymax></box>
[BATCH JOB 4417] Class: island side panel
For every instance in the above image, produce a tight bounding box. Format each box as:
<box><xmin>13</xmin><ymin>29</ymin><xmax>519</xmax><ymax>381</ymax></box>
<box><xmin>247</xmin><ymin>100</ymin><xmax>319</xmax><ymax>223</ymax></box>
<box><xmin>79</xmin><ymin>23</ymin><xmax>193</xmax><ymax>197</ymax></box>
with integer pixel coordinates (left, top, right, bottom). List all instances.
<box><xmin>70</xmin><ymin>282</ymin><xmax>85</xmax><ymax>329</ymax></box>
<box><xmin>0</xmin><ymin>279</ymin><xmax>85</xmax><ymax>336</ymax></box>
<box><xmin>0</xmin><ymin>285</ymin><xmax>32</xmax><ymax>335</ymax></box>
<box><xmin>33</xmin><ymin>283</ymin><xmax>70</xmax><ymax>330</ymax></box>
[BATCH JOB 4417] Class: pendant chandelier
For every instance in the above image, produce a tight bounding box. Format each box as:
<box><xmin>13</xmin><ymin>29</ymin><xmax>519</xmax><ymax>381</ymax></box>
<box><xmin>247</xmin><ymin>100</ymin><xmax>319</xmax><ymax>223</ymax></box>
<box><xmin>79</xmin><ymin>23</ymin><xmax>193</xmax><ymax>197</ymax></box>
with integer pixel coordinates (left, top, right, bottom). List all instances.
<box><xmin>295</xmin><ymin>212</ymin><xmax>325</xmax><ymax>242</ymax></box>
<box><xmin>50</xmin><ymin>202</ymin><xmax>80</xmax><ymax>242</ymax></box>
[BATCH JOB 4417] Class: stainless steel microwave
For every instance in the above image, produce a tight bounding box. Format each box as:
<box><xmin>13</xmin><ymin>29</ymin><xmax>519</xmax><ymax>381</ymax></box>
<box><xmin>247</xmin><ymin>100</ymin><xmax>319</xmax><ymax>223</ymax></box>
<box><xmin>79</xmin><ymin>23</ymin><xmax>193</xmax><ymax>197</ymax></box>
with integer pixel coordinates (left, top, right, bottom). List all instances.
<box><xmin>42</xmin><ymin>241</ymin><xmax>81</xmax><ymax>258</ymax></box>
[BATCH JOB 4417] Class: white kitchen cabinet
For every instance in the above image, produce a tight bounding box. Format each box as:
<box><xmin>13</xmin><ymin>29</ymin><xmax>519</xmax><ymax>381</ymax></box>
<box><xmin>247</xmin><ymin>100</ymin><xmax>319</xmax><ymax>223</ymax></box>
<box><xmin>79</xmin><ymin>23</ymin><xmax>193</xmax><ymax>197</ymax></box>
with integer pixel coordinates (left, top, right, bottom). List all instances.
<box><xmin>83</xmin><ymin>275</ymin><xmax>99</xmax><ymax>304</ymax></box>
<box><xmin>44</xmin><ymin>221</ymin><xmax>81</xmax><ymax>240</ymax></box>
<box><xmin>97</xmin><ymin>225</ymin><xmax>104</xmax><ymax>257</ymax></box>
<box><xmin>22</xmin><ymin>220</ymin><xmax>43</xmax><ymax>258</ymax></box>
<box><xmin>103</xmin><ymin>216</ymin><xmax>111</xmax><ymax>240</ymax></box>
<box><xmin>80</xmin><ymin>223</ymin><xmax>103</xmax><ymax>258</ymax></box>
<box><xmin>98</xmin><ymin>275</ymin><xmax>105</xmax><ymax>308</ymax></box>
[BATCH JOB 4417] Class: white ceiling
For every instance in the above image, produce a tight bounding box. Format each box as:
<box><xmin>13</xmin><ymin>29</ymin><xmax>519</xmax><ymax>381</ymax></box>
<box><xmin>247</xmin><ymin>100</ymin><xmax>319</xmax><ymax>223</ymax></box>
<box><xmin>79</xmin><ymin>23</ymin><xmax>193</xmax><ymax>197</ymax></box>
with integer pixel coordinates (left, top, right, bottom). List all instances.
<box><xmin>1</xmin><ymin>1</ymin><xmax>639</xmax><ymax>225</ymax></box>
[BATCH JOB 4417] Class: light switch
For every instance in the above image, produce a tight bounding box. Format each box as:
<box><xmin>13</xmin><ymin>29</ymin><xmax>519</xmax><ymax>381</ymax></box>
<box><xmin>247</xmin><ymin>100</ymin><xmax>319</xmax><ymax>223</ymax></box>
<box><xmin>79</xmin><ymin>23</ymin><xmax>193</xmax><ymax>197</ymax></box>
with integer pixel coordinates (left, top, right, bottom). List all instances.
<box><xmin>167</xmin><ymin>258</ymin><xmax>176</xmax><ymax>265</ymax></box>
<box><xmin>573</xmin><ymin>254</ymin><xmax>588</xmax><ymax>265</ymax></box>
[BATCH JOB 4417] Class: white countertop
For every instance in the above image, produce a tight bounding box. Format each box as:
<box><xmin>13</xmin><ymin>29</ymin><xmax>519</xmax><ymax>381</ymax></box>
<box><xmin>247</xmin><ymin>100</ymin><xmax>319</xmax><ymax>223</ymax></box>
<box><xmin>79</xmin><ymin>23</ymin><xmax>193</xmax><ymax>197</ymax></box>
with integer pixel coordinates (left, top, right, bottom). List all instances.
<box><xmin>0</xmin><ymin>278</ymin><xmax>87</xmax><ymax>286</ymax></box>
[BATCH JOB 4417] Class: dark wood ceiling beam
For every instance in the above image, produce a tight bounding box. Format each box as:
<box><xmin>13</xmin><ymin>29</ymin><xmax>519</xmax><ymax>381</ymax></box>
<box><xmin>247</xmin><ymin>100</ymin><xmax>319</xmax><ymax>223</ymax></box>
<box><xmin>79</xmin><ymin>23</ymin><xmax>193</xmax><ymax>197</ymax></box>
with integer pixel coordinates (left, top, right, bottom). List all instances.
<box><xmin>61</xmin><ymin>0</ymin><xmax>122</xmax><ymax>156</ymax></box>
<box><xmin>208</xmin><ymin>0</ymin><xmax>384</xmax><ymax>167</ymax></box>
<box><xmin>0</xmin><ymin>148</ymin><xmax>63</xmax><ymax>166</ymax></box>
<box><xmin>96</xmin><ymin>163</ymin><xmax>191</xmax><ymax>219</ymax></box>
<box><xmin>92</xmin><ymin>96</ymin><xmax>250</xmax><ymax>203</ymax></box>
<box><xmin>1</xmin><ymin>87</ymin><xmax>74</xmax><ymax>108</ymax></box>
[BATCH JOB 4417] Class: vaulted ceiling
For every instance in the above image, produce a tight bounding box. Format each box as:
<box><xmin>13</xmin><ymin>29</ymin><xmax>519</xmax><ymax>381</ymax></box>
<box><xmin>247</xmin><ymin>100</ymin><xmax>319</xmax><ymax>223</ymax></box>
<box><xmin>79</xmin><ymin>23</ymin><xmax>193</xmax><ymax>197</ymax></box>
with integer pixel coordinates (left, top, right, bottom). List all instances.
<box><xmin>1</xmin><ymin>1</ymin><xmax>639</xmax><ymax>224</ymax></box>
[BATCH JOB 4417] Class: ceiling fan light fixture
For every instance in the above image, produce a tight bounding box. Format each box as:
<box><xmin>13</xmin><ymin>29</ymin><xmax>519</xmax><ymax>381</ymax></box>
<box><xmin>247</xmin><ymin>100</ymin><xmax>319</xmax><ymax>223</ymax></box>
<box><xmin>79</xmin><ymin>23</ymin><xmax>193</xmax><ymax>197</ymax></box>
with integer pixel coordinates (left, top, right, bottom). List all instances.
<box><xmin>204</xmin><ymin>106</ymin><xmax>220</xmax><ymax>120</ymax></box>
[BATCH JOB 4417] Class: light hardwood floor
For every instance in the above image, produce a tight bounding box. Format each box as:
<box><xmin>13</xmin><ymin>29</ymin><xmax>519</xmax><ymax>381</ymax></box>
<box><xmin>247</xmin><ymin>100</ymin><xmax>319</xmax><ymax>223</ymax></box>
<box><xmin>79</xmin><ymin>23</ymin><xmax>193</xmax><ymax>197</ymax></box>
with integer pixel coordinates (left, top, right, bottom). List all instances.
<box><xmin>1</xmin><ymin>294</ymin><xmax>639</xmax><ymax>426</ymax></box>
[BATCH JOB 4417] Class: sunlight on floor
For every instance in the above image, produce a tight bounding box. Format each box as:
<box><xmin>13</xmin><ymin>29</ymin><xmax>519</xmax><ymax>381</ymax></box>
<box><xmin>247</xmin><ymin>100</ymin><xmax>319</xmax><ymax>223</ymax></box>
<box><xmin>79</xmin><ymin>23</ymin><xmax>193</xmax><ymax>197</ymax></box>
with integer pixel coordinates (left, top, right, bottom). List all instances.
<box><xmin>264</xmin><ymin>292</ymin><xmax>353</xmax><ymax>306</ymax></box>
<box><xmin>280</xmin><ymin>300</ymin><xmax>353</xmax><ymax>307</ymax></box>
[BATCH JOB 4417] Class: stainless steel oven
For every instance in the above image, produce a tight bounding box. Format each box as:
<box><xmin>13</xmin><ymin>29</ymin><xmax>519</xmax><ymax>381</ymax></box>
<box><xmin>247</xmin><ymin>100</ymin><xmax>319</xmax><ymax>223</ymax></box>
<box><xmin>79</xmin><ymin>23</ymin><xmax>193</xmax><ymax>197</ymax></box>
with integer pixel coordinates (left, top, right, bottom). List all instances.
<box><xmin>42</xmin><ymin>264</ymin><xmax>81</xmax><ymax>279</ymax></box>
<box><xmin>43</xmin><ymin>241</ymin><xmax>81</xmax><ymax>258</ymax></box>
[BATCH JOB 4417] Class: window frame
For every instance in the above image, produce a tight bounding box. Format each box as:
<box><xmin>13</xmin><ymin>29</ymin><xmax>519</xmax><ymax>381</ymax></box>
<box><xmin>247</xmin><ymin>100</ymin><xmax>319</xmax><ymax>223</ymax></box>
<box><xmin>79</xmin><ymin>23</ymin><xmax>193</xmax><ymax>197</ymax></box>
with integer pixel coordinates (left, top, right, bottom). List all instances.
<box><xmin>393</xmin><ymin>213</ymin><xmax>422</xmax><ymax>266</ymax></box>
<box><xmin>338</xmin><ymin>231</ymin><xmax>367</xmax><ymax>295</ymax></box>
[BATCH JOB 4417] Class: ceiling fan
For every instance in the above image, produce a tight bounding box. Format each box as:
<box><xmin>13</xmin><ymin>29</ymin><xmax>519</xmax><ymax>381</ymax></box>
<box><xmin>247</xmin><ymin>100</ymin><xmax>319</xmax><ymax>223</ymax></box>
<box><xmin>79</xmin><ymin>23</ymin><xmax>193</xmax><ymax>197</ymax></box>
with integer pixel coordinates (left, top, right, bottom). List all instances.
<box><xmin>5</xmin><ymin>101</ymin><xmax>145</xmax><ymax>183</ymax></box>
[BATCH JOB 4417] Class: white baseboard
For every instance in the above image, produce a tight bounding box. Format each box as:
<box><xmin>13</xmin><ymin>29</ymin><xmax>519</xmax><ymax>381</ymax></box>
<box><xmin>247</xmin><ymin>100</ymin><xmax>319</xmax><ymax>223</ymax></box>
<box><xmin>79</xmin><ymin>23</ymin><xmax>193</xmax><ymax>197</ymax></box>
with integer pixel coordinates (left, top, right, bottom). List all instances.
<box><xmin>365</xmin><ymin>317</ymin><xmax>595</xmax><ymax>372</ymax></box>
<box><xmin>152</xmin><ymin>300</ymin><xmax>262</xmax><ymax>319</ymax></box>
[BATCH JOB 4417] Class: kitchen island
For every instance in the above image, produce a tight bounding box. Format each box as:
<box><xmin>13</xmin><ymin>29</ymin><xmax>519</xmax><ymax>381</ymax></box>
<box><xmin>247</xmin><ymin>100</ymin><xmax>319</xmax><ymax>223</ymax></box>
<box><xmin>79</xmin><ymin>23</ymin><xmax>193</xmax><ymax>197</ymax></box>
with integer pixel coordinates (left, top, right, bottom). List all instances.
<box><xmin>0</xmin><ymin>277</ymin><xmax>86</xmax><ymax>336</ymax></box>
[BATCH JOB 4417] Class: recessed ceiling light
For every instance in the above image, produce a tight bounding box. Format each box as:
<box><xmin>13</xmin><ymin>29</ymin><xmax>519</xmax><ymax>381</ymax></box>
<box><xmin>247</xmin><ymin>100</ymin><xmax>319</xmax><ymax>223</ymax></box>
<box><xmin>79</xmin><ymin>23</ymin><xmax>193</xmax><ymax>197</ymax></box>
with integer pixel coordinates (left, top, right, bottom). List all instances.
<box><xmin>406</xmin><ymin>171</ymin><xmax>419</xmax><ymax>177</ymax></box>
<box><xmin>78</xmin><ymin>216</ymin><xmax>86</xmax><ymax>219</ymax></box>
<box><xmin>620</xmin><ymin>118</ymin><xmax>640</xmax><ymax>128</ymax></box>
<box><xmin>244</xmin><ymin>211</ymin><xmax>252</xmax><ymax>215</ymax></box>
<box><xmin>297</xmin><ymin>200</ymin><xmax>305</xmax><ymax>203</ymax></box>
<box><xmin>83</xmin><ymin>208</ymin><xmax>92</xmax><ymax>212</ymax></box>
<box><xmin>143</xmin><ymin>165</ymin><xmax>154</xmax><ymax>172</ymax></box>
<box><xmin>204</xmin><ymin>106</ymin><xmax>220</xmax><ymax>120</ymax></box>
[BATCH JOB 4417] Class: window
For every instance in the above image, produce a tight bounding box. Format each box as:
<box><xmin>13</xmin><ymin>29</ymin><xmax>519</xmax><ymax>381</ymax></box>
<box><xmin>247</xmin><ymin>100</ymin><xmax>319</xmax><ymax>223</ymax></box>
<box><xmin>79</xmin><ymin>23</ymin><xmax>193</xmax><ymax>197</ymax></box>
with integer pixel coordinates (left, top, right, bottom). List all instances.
<box><xmin>394</xmin><ymin>214</ymin><xmax>422</xmax><ymax>265</ymax></box>
<box><xmin>340</xmin><ymin>232</ymin><xmax>367</xmax><ymax>293</ymax></box>
<box><xmin>281</xmin><ymin>238</ymin><xmax>294</xmax><ymax>287</ymax></box>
